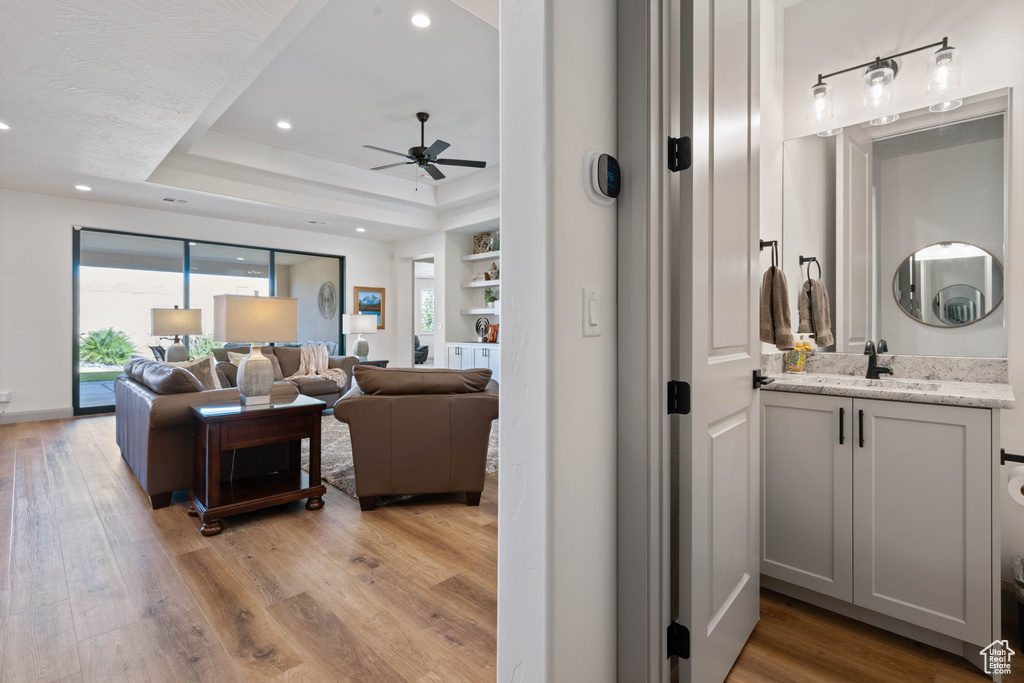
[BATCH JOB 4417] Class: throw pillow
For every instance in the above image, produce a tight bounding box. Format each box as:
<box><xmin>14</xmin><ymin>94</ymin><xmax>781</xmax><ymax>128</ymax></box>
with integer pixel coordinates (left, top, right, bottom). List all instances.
<box><xmin>228</xmin><ymin>350</ymin><xmax>284</xmax><ymax>380</ymax></box>
<box><xmin>164</xmin><ymin>353</ymin><xmax>222</xmax><ymax>391</ymax></box>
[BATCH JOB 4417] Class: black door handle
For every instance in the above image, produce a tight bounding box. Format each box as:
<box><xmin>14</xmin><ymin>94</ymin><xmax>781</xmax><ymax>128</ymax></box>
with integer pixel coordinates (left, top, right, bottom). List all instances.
<box><xmin>859</xmin><ymin>409</ymin><xmax>865</xmax><ymax>448</ymax></box>
<box><xmin>839</xmin><ymin>407</ymin><xmax>845</xmax><ymax>445</ymax></box>
<box><xmin>753</xmin><ymin>370</ymin><xmax>774</xmax><ymax>389</ymax></box>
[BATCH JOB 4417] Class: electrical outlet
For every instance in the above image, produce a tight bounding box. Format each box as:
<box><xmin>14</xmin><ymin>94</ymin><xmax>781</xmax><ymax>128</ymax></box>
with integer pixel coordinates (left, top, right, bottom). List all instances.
<box><xmin>0</xmin><ymin>393</ymin><xmax>9</xmax><ymax>403</ymax></box>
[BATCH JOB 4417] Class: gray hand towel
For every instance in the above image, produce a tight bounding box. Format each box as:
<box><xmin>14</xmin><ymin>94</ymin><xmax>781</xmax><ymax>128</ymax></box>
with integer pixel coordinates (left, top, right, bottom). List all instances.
<box><xmin>760</xmin><ymin>266</ymin><xmax>794</xmax><ymax>351</ymax></box>
<box><xmin>798</xmin><ymin>279</ymin><xmax>834</xmax><ymax>348</ymax></box>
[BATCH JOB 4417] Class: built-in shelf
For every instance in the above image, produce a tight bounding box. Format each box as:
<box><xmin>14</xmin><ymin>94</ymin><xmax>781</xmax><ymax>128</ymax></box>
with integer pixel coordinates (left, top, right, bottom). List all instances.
<box><xmin>461</xmin><ymin>250</ymin><xmax>501</xmax><ymax>263</ymax></box>
<box><xmin>462</xmin><ymin>280</ymin><xmax>500</xmax><ymax>289</ymax></box>
<box><xmin>461</xmin><ymin>308</ymin><xmax>500</xmax><ymax>316</ymax></box>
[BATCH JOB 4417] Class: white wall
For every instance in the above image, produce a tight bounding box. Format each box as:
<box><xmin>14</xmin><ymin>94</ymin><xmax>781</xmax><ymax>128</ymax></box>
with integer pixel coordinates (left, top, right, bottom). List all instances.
<box><xmin>498</xmin><ymin>0</ymin><xmax>618</xmax><ymax>680</ymax></box>
<box><xmin>0</xmin><ymin>188</ymin><xmax>395</xmax><ymax>421</ymax></box>
<box><xmin>760</xmin><ymin>0</ymin><xmax>786</xmax><ymax>356</ymax></box>
<box><xmin>781</xmin><ymin>0</ymin><xmax>1024</xmax><ymax>580</ymax></box>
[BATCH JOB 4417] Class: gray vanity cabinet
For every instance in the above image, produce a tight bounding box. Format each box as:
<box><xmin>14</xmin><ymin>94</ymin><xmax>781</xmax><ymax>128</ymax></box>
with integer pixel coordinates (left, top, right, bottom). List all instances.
<box><xmin>761</xmin><ymin>392</ymin><xmax>993</xmax><ymax>645</ymax></box>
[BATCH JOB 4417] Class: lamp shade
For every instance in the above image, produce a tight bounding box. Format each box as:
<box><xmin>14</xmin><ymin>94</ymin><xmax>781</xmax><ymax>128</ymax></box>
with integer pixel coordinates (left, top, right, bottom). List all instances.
<box><xmin>151</xmin><ymin>307</ymin><xmax>202</xmax><ymax>336</ymax></box>
<box><xmin>213</xmin><ymin>294</ymin><xmax>298</xmax><ymax>343</ymax></box>
<box><xmin>343</xmin><ymin>314</ymin><xmax>378</xmax><ymax>335</ymax></box>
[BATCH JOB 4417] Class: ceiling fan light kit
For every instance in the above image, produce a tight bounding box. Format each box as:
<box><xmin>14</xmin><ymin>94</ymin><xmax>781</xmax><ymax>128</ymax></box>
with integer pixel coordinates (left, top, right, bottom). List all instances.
<box><xmin>364</xmin><ymin>112</ymin><xmax>487</xmax><ymax>181</ymax></box>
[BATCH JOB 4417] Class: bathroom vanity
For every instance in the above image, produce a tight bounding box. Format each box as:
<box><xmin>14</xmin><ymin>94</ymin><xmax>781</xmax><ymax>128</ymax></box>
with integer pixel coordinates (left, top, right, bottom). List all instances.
<box><xmin>760</xmin><ymin>367</ymin><xmax>1014</xmax><ymax>665</ymax></box>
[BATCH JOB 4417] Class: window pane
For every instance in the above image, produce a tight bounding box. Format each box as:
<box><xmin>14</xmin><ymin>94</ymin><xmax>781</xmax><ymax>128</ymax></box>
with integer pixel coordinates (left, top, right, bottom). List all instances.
<box><xmin>420</xmin><ymin>289</ymin><xmax>435</xmax><ymax>332</ymax></box>
<box><xmin>188</xmin><ymin>244</ymin><xmax>271</xmax><ymax>353</ymax></box>
<box><xmin>78</xmin><ymin>231</ymin><xmax>184</xmax><ymax>409</ymax></box>
<box><xmin>274</xmin><ymin>253</ymin><xmax>341</xmax><ymax>349</ymax></box>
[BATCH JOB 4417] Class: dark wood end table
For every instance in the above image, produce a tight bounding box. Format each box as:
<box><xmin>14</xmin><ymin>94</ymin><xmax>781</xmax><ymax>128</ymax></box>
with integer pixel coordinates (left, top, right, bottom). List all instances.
<box><xmin>358</xmin><ymin>359</ymin><xmax>389</xmax><ymax>368</ymax></box>
<box><xmin>187</xmin><ymin>394</ymin><xmax>327</xmax><ymax>536</ymax></box>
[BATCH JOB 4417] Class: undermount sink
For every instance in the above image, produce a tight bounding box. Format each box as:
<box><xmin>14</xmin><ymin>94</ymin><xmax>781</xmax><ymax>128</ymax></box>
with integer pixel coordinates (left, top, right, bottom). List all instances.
<box><xmin>778</xmin><ymin>374</ymin><xmax>942</xmax><ymax>392</ymax></box>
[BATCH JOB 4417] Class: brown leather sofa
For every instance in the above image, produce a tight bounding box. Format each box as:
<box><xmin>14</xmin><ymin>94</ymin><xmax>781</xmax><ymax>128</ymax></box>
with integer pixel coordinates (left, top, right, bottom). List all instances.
<box><xmin>115</xmin><ymin>357</ymin><xmax>300</xmax><ymax>509</ymax></box>
<box><xmin>334</xmin><ymin>365</ymin><xmax>498</xmax><ymax>511</ymax></box>
<box><xmin>212</xmin><ymin>346</ymin><xmax>358</xmax><ymax>405</ymax></box>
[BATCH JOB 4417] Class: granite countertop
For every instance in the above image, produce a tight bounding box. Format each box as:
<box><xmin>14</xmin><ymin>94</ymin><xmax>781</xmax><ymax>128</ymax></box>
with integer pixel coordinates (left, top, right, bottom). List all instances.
<box><xmin>763</xmin><ymin>372</ymin><xmax>1016</xmax><ymax>410</ymax></box>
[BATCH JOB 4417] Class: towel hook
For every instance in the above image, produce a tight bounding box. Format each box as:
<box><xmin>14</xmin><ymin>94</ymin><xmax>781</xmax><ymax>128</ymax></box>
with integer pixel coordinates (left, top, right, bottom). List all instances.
<box><xmin>800</xmin><ymin>255</ymin><xmax>822</xmax><ymax>281</ymax></box>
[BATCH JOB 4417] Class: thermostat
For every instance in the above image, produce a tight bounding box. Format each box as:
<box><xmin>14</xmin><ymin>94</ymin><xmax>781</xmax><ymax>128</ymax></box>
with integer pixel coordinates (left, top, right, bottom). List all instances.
<box><xmin>583</xmin><ymin>149</ymin><xmax>620</xmax><ymax>207</ymax></box>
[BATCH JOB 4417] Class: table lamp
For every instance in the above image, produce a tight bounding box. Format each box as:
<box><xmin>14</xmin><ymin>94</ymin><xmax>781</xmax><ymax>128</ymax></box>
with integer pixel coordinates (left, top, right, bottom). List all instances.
<box><xmin>151</xmin><ymin>305</ymin><xmax>202</xmax><ymax>362</ymax></box>
<box><xmin>343</xmin><ymin>314</ymin><xmax>377</xmax><ymax>361</ymax></box>
<box><xmin>213</xmin><ymin>294</ymin><xmax>298</xmax><ymax>404</ymax></box>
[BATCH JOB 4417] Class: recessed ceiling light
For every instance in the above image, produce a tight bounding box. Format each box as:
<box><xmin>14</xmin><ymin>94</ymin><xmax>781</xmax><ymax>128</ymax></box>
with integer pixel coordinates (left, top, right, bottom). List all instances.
<box><xmin>236</xmin><ymin>257</ymin><xmax>245</xmax><ymax>261</ymax></box>
<box><xmin>276</xmin><ymin>120</ymin><xmax>292</xmax><ymax>130</ymax></box>
<box><xmin>411</xmin><ymin>14</ymin><xmax>431</xmax><ymax>27</ymax></box>
<box><xmin>75</xmin><ymin>185</ymin><xmax>91</xmax><ymax>191</ymax></box>
<box><xmin>356</xmin><ymin>227</ymin><xmax>366</xmax><ymax>233</ymax></box>
<box><xmin>189</xmin><ymin>242</ymin><xmax>197</xmax><ymax>246</ymax></box>
<box><xmin>0</xmin><ymin>122</ymin><xmax>9</xmax><ymax>130</ymax></box>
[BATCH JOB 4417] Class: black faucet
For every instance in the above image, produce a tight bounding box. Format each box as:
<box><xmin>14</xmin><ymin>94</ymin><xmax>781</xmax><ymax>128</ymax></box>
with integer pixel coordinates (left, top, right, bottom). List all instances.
<box><xmin>864</xmin><ymin>340</ymin><xmax>893</xmax><ymax>380</ymax></box>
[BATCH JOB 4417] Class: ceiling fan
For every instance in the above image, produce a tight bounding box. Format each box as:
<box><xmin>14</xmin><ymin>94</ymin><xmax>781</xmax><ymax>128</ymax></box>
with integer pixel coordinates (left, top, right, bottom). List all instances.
<box><xmin>363</xmin><ymin>112</ymin><xmax>486</xmax><ymax>181</ymax></box>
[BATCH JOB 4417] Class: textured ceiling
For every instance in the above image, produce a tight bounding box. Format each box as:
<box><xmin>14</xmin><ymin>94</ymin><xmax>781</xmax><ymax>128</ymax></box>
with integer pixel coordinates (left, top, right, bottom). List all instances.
<box><xmin>209</xmin><ymin>0</ymin><xmax>499</xmax><ymax>185</ymax></box>
<box><xmin>0</xmin><ymin>0</ymin><xmax>499</xmax><ymax>241</ymax></box>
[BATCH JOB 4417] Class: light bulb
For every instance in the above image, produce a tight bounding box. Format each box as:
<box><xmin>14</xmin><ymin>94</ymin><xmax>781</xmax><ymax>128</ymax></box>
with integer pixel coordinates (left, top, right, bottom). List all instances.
<box><xmin>929</xmin><ymin>99</ymin><xmax>963</xmax><ymax>113</ymax></box>
<box><xmin>927</xmin><ymin>46</ymin><xmax>961</xmax><ymax>95</ymax></box>
<box><xmin>863</xmin><ymin>64</ymin><xmax>895</xmax><ymax>112</ymax></box>
<box><xmin>806</xmin><ymin>82</ymin><xmax>833</xmax><ymax>124</ymax></box>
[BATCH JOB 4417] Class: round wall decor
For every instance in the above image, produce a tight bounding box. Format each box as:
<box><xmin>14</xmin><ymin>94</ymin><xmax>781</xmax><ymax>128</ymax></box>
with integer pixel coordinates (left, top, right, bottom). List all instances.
<box><xmin>318</xmin><ymin>282</ymin><xmax>337</xmax><ymax>319</ymax></box>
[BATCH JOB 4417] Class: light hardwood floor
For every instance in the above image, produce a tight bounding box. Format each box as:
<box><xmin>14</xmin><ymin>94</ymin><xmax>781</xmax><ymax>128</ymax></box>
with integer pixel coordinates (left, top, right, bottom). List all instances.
<box><xmin>0</xmin><ymin>415</ymin><xmax>1010</xmax><ymax>682</ymax></box>
<box><xmin>0</xmin><ymin>415</ymin><xmax>497</xmax><ymax>683</ymax></box>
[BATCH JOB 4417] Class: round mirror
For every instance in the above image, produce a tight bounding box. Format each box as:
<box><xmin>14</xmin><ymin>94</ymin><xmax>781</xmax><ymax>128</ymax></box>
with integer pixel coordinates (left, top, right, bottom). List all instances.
<box><xmin>892</xmin><ymin>242</ymin><xmax>1003</xmax><ymax>327</ymax></box>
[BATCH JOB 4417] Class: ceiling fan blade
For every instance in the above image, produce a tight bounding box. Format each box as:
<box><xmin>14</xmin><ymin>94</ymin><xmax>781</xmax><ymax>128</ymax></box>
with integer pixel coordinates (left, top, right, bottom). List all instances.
<box><xmin>363</xmin><ymin>144</ymin><xmax>412</xmax><ymax>159</ymax></box>
<box><xmin>371</xmin><ymin>161</ymin><xmax>414</xmax><ymax>171</ymax></box>
<box><xmin>424</xmin><ymin>163</ymin><xmax>446</xmax><ymax>181</ymax></box>
<box><xmin>424</xmin><ymin>139</ymin><xmax>451</xmax><ymax>159</ymax></box>
<box><xmin>435</xmin><ymin>158</ymin><xmax>487</xmax><ymax>168</ymax></box>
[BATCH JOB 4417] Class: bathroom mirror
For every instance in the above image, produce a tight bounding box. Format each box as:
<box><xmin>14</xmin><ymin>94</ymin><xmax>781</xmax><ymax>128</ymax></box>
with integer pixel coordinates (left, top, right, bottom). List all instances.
<box><xmin>779</xmin><ymin>88</ymin><xmax>1008</xmax><ymax>357</ymax></box>
<box><xmin>892</xmin><ymin>242</ymin><xmax>1003</xmax><ymax>327</ymax></box>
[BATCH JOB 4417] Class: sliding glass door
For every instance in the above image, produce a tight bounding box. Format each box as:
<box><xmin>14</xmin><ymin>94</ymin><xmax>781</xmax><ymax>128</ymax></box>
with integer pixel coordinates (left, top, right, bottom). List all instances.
<box><xmin>73</xmin><ymin>228</ymin><xmax>344</xmax><ymax>415</ymax></box>
<box><xmin>75</xmin><ymin>231</ymin><xmax>184</xmax><ymax>413</ymax></box>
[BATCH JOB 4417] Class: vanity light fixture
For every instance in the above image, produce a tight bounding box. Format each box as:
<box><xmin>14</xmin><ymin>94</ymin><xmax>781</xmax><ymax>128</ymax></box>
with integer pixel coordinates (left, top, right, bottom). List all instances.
<box><xmin>816</xmin><ymin>128</ymin><xmax>843</xmax><ymax>137</ymax></box>
<box><xmin>807</xmin><ymin>37</ymin><xmax>962</xmax><ymax>133</ymax></box>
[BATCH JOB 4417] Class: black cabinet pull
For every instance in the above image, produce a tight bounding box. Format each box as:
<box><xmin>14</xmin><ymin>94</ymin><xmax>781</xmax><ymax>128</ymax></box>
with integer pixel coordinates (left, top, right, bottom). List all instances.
<box><xmin>839</xmin><ymin>407</ymin><xmax>845</xmax><ymax>445</ymax></box>
<box><xmin>858</xmin><ymin>409</ymin><xmax>865</xmax><ymax>448</ymax></box>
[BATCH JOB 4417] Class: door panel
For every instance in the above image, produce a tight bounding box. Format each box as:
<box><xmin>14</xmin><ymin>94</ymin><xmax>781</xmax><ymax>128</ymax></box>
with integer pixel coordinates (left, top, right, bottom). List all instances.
<box><xmin>837</xmin><ymin>127</ymin><xmax>872</xmax><ymax>351</ymax></box>
<box><xmin>853</xmin><ymin>399</ymin><xmax>991</xmax><ymax>644</ymax></box>
<box><xmin>761</xmin><ymin>392</ymin><xmax>853</xmax><ymax>601</ymax></box>
<box><xmin>673</xmin><ymin>0</ymin><xmax>760</xmax><ymax>680</ymax></box>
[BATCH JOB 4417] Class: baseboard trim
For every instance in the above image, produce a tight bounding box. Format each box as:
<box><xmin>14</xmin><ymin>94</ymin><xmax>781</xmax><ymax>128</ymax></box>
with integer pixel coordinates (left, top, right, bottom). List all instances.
<box><xmin>0</xmin><ymin>408</ymin><xmax>74</xmax><ymax>424</ymax></box>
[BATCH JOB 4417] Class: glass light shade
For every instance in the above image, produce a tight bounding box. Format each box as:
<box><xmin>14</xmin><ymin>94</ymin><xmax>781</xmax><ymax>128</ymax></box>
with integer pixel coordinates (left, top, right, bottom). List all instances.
<box><xmin>806</xmin><ymin>82</ymin><xmax>834</xmax><ymax>124</ymax></box>
<box><xmin>929</xmin><ymin>98</ymin><xmax>963</xmax><ymax>113</ymax></box>
<box><xmin>926</xmin><ymin>46</ymin><xmax>961</xmax><ymax>95</ymax></box>
<box><xmin>816</xmin><ymin>127</ymin><xmax>843</xmax><ymax>137</ymax></box>
<box><xmin>863</xmin><ymin>65</ymin><xmax>895</xmax><ymax>111</ymax></box>
<box><xmin>869</xmin><ymin>114</ymin><xmax>900</xmax><ymax>126</ymax></box>
<box><xmin>213</xmin><ymin>294</ymin><xmax>298</xmax><ymax>343</ymax></box>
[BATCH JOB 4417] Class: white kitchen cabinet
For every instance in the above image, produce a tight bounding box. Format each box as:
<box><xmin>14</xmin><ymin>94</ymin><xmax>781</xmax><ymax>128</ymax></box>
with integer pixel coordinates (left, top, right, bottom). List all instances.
<box><xmin>446</xmin><ymin>343</ymin><xmax>499</xmax><ymax>382</ymax></box>
<box><xmin>761</xmin><ymin>391</ymin><xmax>993</xmax><ymax>646</ymax></box>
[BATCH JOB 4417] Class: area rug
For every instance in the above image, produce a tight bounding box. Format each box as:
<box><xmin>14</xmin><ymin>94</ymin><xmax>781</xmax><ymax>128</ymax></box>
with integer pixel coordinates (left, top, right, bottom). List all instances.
<box><xmin>301</xmin><ymin>418</ymin><xmax>499</xmax><ymax>505</ymax></box>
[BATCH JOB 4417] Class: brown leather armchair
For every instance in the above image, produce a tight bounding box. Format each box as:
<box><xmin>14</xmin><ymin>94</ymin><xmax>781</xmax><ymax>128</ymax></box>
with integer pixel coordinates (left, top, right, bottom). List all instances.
<box><xmin>334</xmin><ymin>366</ymin><xmax>498</xmax><ymax>511</ymax></box>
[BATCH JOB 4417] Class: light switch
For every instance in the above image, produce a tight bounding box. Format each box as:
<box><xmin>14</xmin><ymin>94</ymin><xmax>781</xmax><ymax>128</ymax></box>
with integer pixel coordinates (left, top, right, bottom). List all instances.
<box><xmin>583</xmin><ymin>288</ymin><xmax>600</xmax><ymax>337</ymax></box>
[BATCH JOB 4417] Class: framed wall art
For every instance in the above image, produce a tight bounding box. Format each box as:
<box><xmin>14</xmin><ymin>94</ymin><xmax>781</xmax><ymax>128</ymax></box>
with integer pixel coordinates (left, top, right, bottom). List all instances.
<box><xmin>354</xmin><ymin>286</ymin><xmax>385</xmax><ymax>329</ymax></box>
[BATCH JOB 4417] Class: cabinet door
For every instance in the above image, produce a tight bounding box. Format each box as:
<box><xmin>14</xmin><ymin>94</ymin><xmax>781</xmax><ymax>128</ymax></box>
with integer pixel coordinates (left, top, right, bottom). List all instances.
<box><xmin>473</xmin><ymin>347</ymin><xmax>488</xmax><ymax>369</ymax></box>
<box><xmin>446</xmin><ymin>346</ymin><xmax>460</xmax><ymax>370</ymax></box>
<box><xmin>853</xmin><ymin>399</ymin><xmax>991</xmax><ymax>644</ymax></box>
<box><xmin>761</xmin><ymin>391</ymin><xmax>853</xmax><ymax>601</ymax></box>
<box><xmin>488</xmin><ymin>347</ymin><xmax>499</xmax><ymax>384</ymax></box>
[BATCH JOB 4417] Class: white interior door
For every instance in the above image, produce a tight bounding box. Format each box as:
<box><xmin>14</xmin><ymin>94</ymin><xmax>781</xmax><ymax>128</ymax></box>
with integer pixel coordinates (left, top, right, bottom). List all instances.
<box><xmin>671</xmin><ymin>0</ymin><xmax>760</xmax><ymax>680</ymax></box>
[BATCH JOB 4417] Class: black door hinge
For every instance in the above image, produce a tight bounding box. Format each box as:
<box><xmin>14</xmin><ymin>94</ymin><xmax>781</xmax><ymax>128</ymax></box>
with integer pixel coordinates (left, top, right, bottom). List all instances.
<box><xmin>667</xmin><ymin>621</ymin><xmax>690</xmax><ymax>659</ymax></box>
<box><xmin>667</xmin><ymin>136</ymin><xmax>692</xmax><ymax>172</ymax></box>
<box><xmin>667</xmin><ymin>381</ymin><xmax>690</xmax><ymax>415</ymax></box>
